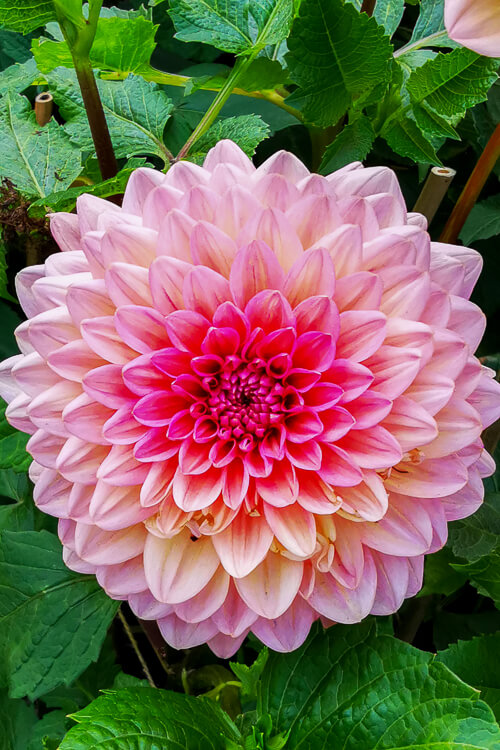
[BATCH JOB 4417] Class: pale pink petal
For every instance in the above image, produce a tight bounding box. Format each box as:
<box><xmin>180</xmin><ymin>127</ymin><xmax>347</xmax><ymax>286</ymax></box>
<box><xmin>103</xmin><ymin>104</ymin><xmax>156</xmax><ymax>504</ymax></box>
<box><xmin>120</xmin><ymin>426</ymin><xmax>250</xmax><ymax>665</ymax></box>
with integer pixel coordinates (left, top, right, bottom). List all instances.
<box><xmin>235</xmin><ymin>554</ymin><xmax>303</xmax><ymax>619</ymax></box>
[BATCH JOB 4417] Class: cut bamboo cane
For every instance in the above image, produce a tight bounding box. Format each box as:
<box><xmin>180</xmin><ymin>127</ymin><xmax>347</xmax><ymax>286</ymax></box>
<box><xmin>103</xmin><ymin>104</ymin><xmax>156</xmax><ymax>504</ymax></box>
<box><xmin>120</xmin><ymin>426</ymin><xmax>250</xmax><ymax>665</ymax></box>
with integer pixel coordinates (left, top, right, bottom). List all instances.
<box><xmin>34</xmin><ymin>92</ymin><xmax>54</xmax><ymax>126</ymax></box>
<box><xmin>413</xmin><ymin>166</ymin><xmax>456</xmax><ymax>226</ymax></box>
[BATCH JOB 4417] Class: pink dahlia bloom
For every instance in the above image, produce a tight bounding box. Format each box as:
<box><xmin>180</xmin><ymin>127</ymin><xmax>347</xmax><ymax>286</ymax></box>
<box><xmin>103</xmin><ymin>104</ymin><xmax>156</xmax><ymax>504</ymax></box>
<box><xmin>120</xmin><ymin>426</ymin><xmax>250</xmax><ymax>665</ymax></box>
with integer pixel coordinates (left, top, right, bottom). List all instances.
<box><xmin>1</xmin><ymin>141</ymin><xmax>499</xmax><ymax>657</ymax></box>
<box><xmin>445</xmin><ymin>0</ymin><xmax>500</xmax><ymax>57</ymax></box>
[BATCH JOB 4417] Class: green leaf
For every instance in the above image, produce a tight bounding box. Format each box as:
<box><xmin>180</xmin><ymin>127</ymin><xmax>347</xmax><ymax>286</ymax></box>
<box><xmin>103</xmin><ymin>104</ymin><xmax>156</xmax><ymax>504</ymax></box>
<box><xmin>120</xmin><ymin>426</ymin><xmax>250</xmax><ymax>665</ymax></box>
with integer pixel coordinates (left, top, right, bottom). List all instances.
<box><xmin>286</xmin><ymin>0</ymin><xmax>393</xmax><ymax>127</ymax></box>
<box><xmin>413</xmin><ymin>99</ymin><xmax>460</xmax><ymax>141</ymax></box>
<box><xmin>33</xmin><ymin>16</ymin><xmax>158</xmax><ymax>74</ymax></box>
<box><xmin>59</xmin><ymin>687</ymin><xmax>241</xmax><ymax>749</ymax></box>
<box><xmin>27</xmin><ymin>711</ymin><xmax>68</xmax><ymax>750</ymax></box>
<box><xmin>452</xmin><ymin>552</ymin><xmax>500</xmax><ymax>608</ymax></box>
<box><xmin>259</xmin><ymin>620</ymin><xmax>500</xmax><ymax>748</ymax></box>
<box><xmin>407</xmin><ymin>48</ymin><xmax>499</xmax><ymax>119</ymax></box>
<box><xmin>0</xmin><ymin>29</ymin><xmax>33</xmax><ymax>68</ymax></box>
<box><xmin>237</xmin><ymin>58</ymin><xmax>287</xmax><ymax>92</ymax></box>
<box><xmin>0</xmin><ymin>0</ymin><xmax>55</xmax><ymax>34</ymax></box>
<box><xmin>408</xmin><ymin>0</ymin><xmax>457</xmax><ymax>47</ymax></box>
<box><xmin>191</xmin><ymin>114</ymin><xmax>270</xmax><ymax>161</ymax></box>
<box><xmin>373</xmin><ymin>0</ymin><xmax>404</xmax><ymax>38</ymax></box>
<box><xmin>448</xmin><ymin>493</ymin><xmax>500</xmax><ymax>563</ymax></box>
<box><xmin>0</xmin><ymin>91</ymin><xmax>81</xmax><ymax>199</ymax></box>
<box><xmin>0</xmin><ymin>237</ymin><xmax>15</xmax><ymax>304</ymax></box>
<box><xmin>0</xmin><ymin>58</ymin><xmax>39</xmax><ymax>97</ymax></box>
<box><xmin>168</xmin><ymin>0</ymin><xmax>294</xmax><ymax>55</ymax></box>
<box><xmin>461</xmin><ymin>195</ymin><xmax>500</xmax><ymax>245</ymax></box>
<box><xmin>0</xmin><ymin>431</ymin><xmax>30</xmax><ymax>472</ymax></box>
<box><xmin>420</xmin><ymin>546</ymin><xmax>468</xmax><ymax>596</ymax></box>
<box><xmin>0</xmin><ymin>690</ymin><xmax>37</xmax><ymax>750</ymax></box>
<box><xmin>438</xmin><ymin>633</ymin><xmax>500</xmax><ymax>721</ymax></box>
<box><xmin>47</xmin><ymin>69</ymin><xmax>173</xmax><ymax>164</ymax></box>
<box><xmin>230</xmin><ymin>648</ymin><xmax>269</xmax><ymax>703</ymax></box>
<box><xmin>0</xmin><ymin>530</ymin><xmax>119</xmax><ymax>700</ymax></box>
<box><xmin>28</xmin><ymin>157</ymin><xmax>147</xmax><ymax>218</ymax></box>
<box><xmin>383</xmin><ymin>109</ymin><xmax>440</xmax><ymax>163</ymax></box>
<box><xmin>320</xmin><ymin>115</ymin><xmax>375</xmax><ymax>173</ymax></box>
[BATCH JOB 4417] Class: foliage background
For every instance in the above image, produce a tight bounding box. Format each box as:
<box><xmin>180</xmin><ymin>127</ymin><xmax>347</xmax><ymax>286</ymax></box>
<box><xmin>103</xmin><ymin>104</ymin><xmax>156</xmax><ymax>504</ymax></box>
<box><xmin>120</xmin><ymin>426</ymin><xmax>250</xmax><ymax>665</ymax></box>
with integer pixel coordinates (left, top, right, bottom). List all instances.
<box><xmin>0</xmin><ymin>0</ymin><xmax>499</xmax><ymax>747</ymax></box>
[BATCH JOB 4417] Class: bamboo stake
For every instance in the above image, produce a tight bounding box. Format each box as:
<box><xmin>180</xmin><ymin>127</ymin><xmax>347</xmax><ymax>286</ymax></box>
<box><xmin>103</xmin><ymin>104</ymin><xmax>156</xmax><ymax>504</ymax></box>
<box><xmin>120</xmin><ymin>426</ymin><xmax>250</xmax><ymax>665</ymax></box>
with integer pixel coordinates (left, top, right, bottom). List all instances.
<box><xmin>34</xmin><ymin>92</ymin><xmax>53</xmax><ymax>126</ymax></box>
<box><xmin>413</xmin><ymin>166</ymin><xmax>456</xmax><ymax>226</ymax></box>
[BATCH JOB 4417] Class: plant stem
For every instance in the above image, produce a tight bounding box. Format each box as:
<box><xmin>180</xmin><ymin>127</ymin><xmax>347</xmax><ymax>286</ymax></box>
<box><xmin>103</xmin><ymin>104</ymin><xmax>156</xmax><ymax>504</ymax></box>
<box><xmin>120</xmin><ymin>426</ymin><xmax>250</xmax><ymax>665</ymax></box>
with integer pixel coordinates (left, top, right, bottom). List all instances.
<box><xmin>118</xmin><ymin>608</ymin><xmax>156</xmax><ymax>688</ymax></box>
<box><xmin>138</xmin><ymin>617</ymin><xmax>173</xmax><ymax>678</ymax></box>
<box><xmin>73</xmin><ymin>57</ymin><xmax>118</xmax><ymax>180</ymax></box>
<box><xmin>440</xmin><ymin>122</ymin><xmax>500</xmax><ymax>244</ymax></box>
<box><xmin>393</xmin><ymin>30</ymin><xmax>450</xmax><ymax>58</ymax></box>
<box><xmin>360</xmin><ymin>0</ymin><xmax>375</xmax><ymax>15</ymax></box>
<box><xmin>176</xmin><ymin>56</ymin><xmax>255</xmax><ymax>160</ymax></box>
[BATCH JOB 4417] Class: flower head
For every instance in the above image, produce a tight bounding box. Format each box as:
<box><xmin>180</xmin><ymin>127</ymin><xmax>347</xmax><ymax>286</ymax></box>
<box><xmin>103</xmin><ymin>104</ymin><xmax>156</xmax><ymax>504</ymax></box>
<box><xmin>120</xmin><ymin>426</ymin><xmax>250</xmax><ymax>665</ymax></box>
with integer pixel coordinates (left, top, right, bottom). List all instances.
<box><xmin>1</xmin><ymin>141</ymin><xmax>499</xmax><ymax>656</ymax></box>
<box><xmin>445</xmin><ymin>0</ymin><xmax>500</xmax><ymax>57</ymax></box>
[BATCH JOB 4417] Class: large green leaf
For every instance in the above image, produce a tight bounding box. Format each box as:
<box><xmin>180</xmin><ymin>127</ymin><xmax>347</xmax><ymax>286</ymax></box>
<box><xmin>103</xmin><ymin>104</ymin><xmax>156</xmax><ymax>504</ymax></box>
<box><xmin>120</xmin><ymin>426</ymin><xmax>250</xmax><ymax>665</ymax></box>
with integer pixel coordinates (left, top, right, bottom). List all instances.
<box><xmin>448</xmin><ymin>493</ymin><xmax>500</xmax><ymax>563</ymax></box>
<box><xmin>420</xmin><ymin>546</ymin><xmax>468</xmax><ymax>597</ymax></box>
<box><xmin>461</xmin><ymin>195</ymin><xmax>500</xmax><ymax>245</ymax></box>
<box><xmin>0</xmin><ymin>530</ymin><xmax>119</xmax><ymax>700</ymax></box>
<box><xmin>59</xmin><ymin>687</ymin><xmax>241</xmax><ymax>749</ymax></box>
<box><xmin>438</xmin><ymin>633</ymin><xmax>500</xmax><ymax>721</ymax></box>
<box><xmin>0</xmin><ymin>91</ymin><xmax>82</xmax><ymax>198</ymax></box>
<box><xmin>0</xmin><ymin>58</ymin><xmax>38</xmax><ymax>96</ymax></box>
<box><xmin>0</xmin><ymin>0</ymin><xmax>55</xmax><ymax>33</ymax></box>
<box><xmin>168</xmin><ymin>0</ymin><xmax>294</xmax><ymax>55</ymax></box>
<box><xmin>383</xmin><ymin>109</ymin><xmax>440</xmax><ymax>163</ymax></box>
<box><xmin>33</xmin><ymin>16</ymin><xmax>158</xmax><ymax>74</ymax></box>
<box><xmin>320</xmin><ymin>115</ymin><xmax>375</xmax><ymax>173</ymax></box>
<box><xmin>0</xmin><ymin>690</ymin><xmax>37</xmax><ymax>750</ymax></box>
<box><xmin>286</xmin><ymin>0</ymin><xmax>393</xmax><ymax>127</ymax></box>
<box><xmin>191</xmin><ymin>114</ymin><xmax>270</xmax><ymax>161</ymax></box>
<box><xmin>373</xmin><ymin>0</ymin><xmax>404</xmax><ymax>38</ymax></box>
<box><xmin>29</xmin><ymin>157</ymin><xmax>147</xmax><ymax>218</ymax></box>
<box><xmin>259</xmin><ymin>620</ymin><xmax>500</xmax><ymax>748</ymax></box>
<box><xmin>47</xmin><ymin>69</ymin><xmax>173</xmax><ymax>164</ymax></box>
<box><xmin>407</xmin><ymin>48</ymin><xmax>499</xmax><ymax>118</ymax></box>
<box><xmin>452</xmin><ymin>552</ymin><xmax>500</xmax><ymax>608</ymax></box>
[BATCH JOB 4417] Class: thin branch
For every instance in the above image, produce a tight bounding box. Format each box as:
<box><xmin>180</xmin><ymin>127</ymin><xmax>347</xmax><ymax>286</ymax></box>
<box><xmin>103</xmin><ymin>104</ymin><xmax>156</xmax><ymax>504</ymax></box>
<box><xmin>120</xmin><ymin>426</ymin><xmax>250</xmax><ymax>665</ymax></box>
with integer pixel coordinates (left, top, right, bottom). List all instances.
<box><xmin>137</xmin><ymin>617</ymin><xmax>173</xmax><ymax>679</ymax></box>
<box><xmin>440</xmin><ymin>122</ymin><xmax>500</xmax><ymax>244</ymax></box>
<box><xmin>118</xmin><ymin>608</ymin><xmax>156</xmax><ymax>688</ymax></box>
<box><xmin>360</xmin><ymin>0</ymin><xmax>376</xmax><ymax>15</ymax></box>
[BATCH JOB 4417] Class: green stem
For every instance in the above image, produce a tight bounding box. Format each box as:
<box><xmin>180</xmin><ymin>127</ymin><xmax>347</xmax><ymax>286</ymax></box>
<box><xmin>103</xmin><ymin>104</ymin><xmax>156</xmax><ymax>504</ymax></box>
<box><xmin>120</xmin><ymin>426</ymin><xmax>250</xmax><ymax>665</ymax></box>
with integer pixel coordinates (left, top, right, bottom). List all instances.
<box><xmin>118</xmin><ymin>609</ymin><xmax>156</xmax><ymax>688</ymax></box>
<box><xmin>393</xmin><ymin>30</ymin><xmax>450</xmax><ymax>59</ymax></box>
<box><xmin>175</xmin><ymin>55</ymin><xmax>256</xmax><ymax>160</ymax></box>
<box><xmin>440</xmin><ymin>122</ymin><xmax>500</xmax><ymax>244</ymax></box>
<box><xmin>101</xmin><ymin>67</ymin><xmax>304</xmax><ymax>123</ymax></box>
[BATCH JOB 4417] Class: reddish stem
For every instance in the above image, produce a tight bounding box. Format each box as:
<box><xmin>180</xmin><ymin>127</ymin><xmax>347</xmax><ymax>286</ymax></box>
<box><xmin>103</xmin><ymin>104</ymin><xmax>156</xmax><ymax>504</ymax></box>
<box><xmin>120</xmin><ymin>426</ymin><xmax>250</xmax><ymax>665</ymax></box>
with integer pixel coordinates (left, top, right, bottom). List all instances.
<box><xmin>74</xmin><ymin>58</ymin><xmax>118</xmax><ymax>180</ymax></box>
<box><xmin>361</xmin><ymin>0</ymin><xmax>376</xmax><ymax>15</ymax></box>
<box><xmin>440</xmin><ymin>122</ymin><xmax>500</xmax><ymax>245</ymax></box>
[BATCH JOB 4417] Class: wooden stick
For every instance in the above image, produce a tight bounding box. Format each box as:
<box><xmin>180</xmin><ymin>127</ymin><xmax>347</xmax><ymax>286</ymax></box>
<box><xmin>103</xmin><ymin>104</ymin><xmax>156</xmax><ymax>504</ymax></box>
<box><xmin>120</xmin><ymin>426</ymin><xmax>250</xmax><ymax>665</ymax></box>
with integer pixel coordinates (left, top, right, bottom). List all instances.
<box><xmin>413</xmin><ymin>166</ymin><xmax>456</xmax><ymax>226</ymax></box>
<box><xmin>34</xmin><ymin>92</ymin><xmax>53</xmax><ymax>126</ymax></box>
<box><xmin>440</xmin><ymin>123</ymin><xmax>500</xmax><ymax>244</ymax></box>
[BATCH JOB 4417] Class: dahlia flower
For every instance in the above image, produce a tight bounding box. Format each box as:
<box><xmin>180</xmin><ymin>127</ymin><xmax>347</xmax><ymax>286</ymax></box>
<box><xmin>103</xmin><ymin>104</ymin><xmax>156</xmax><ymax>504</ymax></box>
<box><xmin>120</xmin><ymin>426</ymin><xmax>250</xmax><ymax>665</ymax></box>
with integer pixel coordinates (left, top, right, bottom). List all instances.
<box><xmin>445</xmin><ymin>0</ymin><xmax>500</xmax><ymax>57</ymax></box>
<box><xmin>1</xmin><ymin>141</ymin><xmax>499</xmax><ymax>657</ymax></box>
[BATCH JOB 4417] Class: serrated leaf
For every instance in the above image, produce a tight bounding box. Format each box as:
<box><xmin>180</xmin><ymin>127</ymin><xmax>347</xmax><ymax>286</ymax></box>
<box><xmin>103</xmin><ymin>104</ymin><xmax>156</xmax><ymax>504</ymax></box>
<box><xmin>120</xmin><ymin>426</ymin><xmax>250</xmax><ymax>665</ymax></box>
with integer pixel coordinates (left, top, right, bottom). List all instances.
<box><xmin>191</xmin><ymin>114</ymin><xmax>270</xmax><ymax>161</ymax></box>
<box><xmin>0</xmin><ymin>530</ymin><xmax>119</xmax><ymax>700</ymax></box>
<box><xmin>0</xmin><ymin>58</ymin><xmax>38</xmax><ymax>97</ymax></box>
<box><xmin>413</xmin><ymin>99</ymin><xmax>460</xmax><ymax>141</ymax></box>
<box><xmin>461</xmin><ymin>195</ymin><xmax>500</xmax><ymax>245</ymax></box>
<box><xmin>452</xmin><ymin>552</ymin><xmax>500</xmax><ymax>608</ymax></box>
<box><xmin>407</xmin><ymin>48</ymin><xmax>499</xmax><ymax>118</ymax></box>
<box><xmin>29</xmin><ymin>157</ymin><xmax>147</xmax><ymax>218</ymax></box>
<box><xmin>27</xmin><ymin>710</ymin><xmax>67</xmax><ymax>750</ymax></box>
<box><xmin>448</xmin><ymin>492</ymin><xmax>500</xmax><ymax>562</ymax></box>
<box><xmin>47</xmin><ymin>69</ymin><xmax>172</xmax><ymax>164</ymax></box>
<box><xmin>0</xmin><ymin>689</ymin><xmax>37</xmax><ymax>750</ymax></box>
<box><xmin>33</xmin><ymin>16</ymin><xmax>158</xmax><ymax>75</ymax></box>
<box><xmin>373</xmin><ymin>0</ymin><xmax>404</xmax><ymax>38</ymax></box>
<box><xmin>169</xmin><ymin>0</ymin><xmax>293</xmax><ymax>55</ymax></box>
<box><xmin>420</xmin><ymin>546</ymin><xmax>468</xmax><ymax>596</ymax></box>
<box><xmin>259</xmin><ymin>620</ymin><xmax>500</xmax><ymax>748</ymax></box>
<box><xmin>59</xmin><ymin>687</ymin><xmax>241</xmax><ymax>749</ymax></box>
<box><xmin>320</xmin><ymin>115</ymin><xmax>375</xmax><ymax>174</ymax></box>
<box><xmin>230</xmin><ymin>648</ymin><xmax>268</xmax><ymax>703</ymax></box>
<box><xmin>0</xmin><ymin>0</ymin><xmax>55</xmax><ymax>34</ymax></box>
<box><xmin>0</xmin><ymin>91</ymin><xmax>82</xmax><ymax>198</ymax></box>
<box><xmin>383</xmin><ymin>109</ymin><xmax>440</xmax><ymax>163</ymax></box>
<box><xmin>237</xmin><ymin>57</ymin><xmax>287</xmax><ymax>93</ymax></box>
<box><xmin>438</xmin><ymin>633</ymin><xmax>500</xmax><ymax>720</ymax></box>
<box><xmin>286</xmin><ymin>0</ymin><xmax>393</xmax><ymax>127</ymax></box>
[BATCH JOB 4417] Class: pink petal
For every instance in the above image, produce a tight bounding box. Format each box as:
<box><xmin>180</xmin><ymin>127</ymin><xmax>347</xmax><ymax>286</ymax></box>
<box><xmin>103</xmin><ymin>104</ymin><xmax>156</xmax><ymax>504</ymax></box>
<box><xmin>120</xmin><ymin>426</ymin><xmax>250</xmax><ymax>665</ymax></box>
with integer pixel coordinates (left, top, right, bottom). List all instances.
<box><xmin>252</xmin><ymin>597</ymin><xmax>315</xmax><ymax>652</ymax></box>
<box><xmin>264</xmin><ymin>503</ymin><xmax>316</xmax><ymax>557</ymax></box>
<box><xmin>336</xmin><ymin>310</ymin><xmax>386</xmax><ymax>362</ymax></box>
<box><xmin>235</xmin><ymin>554</ymin><xmax>303</xmax><ymax>618</ymax></box>
<box><xmin>308</xmin><ymin>550</ymin><xmax>377</xmax><ymax>624</ymax></box>
<box><xmin>212</xmin><ymin>510</ymin><xmax>273</xmax><ymax>578</ymax></box>
<box><xmin>229</xmin><ymin>240</ymin><xmax>285</xmax><ymax>308</ymax></box>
